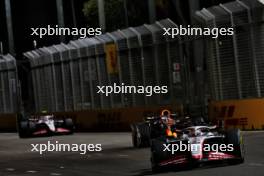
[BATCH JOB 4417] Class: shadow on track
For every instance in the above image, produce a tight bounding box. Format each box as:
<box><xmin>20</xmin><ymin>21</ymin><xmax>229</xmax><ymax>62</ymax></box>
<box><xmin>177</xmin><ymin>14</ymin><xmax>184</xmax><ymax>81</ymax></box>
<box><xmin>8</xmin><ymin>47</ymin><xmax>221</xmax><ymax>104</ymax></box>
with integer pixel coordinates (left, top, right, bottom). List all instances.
<box><xmin>131</xmin><ymin>161</ymin><xmax>244</xmax><ymax>176</ymax></box>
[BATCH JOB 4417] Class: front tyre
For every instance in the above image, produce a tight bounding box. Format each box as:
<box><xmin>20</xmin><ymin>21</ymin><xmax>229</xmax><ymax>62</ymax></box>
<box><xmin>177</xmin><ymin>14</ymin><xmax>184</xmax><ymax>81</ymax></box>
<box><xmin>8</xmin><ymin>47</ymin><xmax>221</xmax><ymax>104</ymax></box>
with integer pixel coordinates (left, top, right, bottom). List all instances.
<box><xmin>151</xmin><ymin>156</ymin><xmax>163</xmax><ymax>173</ymax></box>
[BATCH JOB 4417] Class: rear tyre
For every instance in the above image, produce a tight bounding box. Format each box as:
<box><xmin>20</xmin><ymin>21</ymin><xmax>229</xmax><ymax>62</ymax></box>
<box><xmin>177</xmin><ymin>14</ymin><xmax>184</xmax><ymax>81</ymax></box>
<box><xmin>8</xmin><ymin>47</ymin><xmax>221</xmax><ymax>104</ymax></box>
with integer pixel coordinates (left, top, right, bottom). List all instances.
<box><xmin>132</xmin><ymin>124</ymin><xmax>143</xmax><ymax>148</ymax></box>
<box><xmin>18</xmin><ymin>121</ymin><xmax>29</xmax><ymax>138</ymax></box>
<box><xmin>226</xmin><ymin>129</ymin><xmax>245</xmax><ymax>164</ymax></box>
<box><xmin>132</xmin><ymin>123</ymin><xmax>150</xmax><ymax>148</ymax></box>
<box><xmin>138</xmin><ymin>123</ymin><xmax>151</xmax><ymax>147</ymax></box>
<box><xmin>18</xmin><ymin>121</ymin><xmax>36</xmax><ymax>138</ymax></box>
<box><xmin>131</xmin><ymin>124</ymin><xmax>139</xmax><ymax>147</ymax></box>
<box><xmin>64</xmin><ymin>118</ymin><xmax>74</xmax><ymax>134</ymax></box>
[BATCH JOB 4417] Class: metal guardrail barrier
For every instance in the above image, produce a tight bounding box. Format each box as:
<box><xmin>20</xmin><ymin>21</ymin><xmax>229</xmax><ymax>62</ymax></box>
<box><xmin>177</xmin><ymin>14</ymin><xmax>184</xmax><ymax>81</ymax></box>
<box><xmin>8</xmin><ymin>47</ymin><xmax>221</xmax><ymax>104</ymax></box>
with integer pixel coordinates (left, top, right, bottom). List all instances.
<box><xmin>2</xmin><ymin>1</ymin><xmax>262</xmax><ymax>116</ymax></box>
<box><xmin>0</xmin><ymin>54</ymin><xmax>18</xmax><ymax>113</ymax></box>
<box><xmin>24</xmin><ymin>19</ymin><xmax>186</xmax><ymax>113</ymax></box>
<box><xmin>196</xmin><ymin>0</ymin><xmax>264</xmax><ymax>101</ymax></box>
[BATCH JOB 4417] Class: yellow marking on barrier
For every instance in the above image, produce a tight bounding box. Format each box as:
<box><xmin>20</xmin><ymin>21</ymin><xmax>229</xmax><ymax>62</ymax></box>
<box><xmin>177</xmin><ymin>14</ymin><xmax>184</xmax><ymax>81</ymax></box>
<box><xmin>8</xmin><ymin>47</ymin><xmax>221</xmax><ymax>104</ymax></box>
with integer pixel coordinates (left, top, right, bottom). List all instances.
<box><xmin>105</xmin><ymin>43</ymin><xmax>118</xmax><ymax>74</ymax></box>
<box><xmin>209</xmin><ymin>98</ymin><xmax>264</xmax><ymax>130</ymax></box>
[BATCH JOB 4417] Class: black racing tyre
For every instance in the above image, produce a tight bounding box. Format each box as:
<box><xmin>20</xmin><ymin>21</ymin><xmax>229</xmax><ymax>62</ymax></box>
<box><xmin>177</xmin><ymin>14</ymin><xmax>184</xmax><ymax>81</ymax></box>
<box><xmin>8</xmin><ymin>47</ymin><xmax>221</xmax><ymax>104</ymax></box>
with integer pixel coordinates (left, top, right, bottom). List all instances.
<box><xmin>28</xmin><ymin>121</ymin><xmax>36</xmax><ymax>130</ymax></box>
<box><xmin>226</xmin><ymin>129</ymin><xmax>245</xmax><ymax>163</ymax></box>
<box><xmin>133</xmin><ymin>123</ymin><xmax>150</xmax><ymax>148</ymax></box>
<box><xmin>151</xmin><ymin>156</ymin><xmax>163</xmax><ymax>173</ymax></box>
<box><xmin>139</xmin><ymin>123</ymin><xmax>151</xmax><ymax>147</ymax></box>
<box><xmin>64</xmin><ymin>118</ymin><xmax>74</xmax><ymax>134</ymax></box>
<box><xmin>150</xmin><ymin>138</ymin><xmax>169</xmax><ymax>160</ymax></box>
<box><xmin>18</xmin><ymin>120</ymin><xmax>36</xmax><ymax>138</ymax></box>
<box><xmin>20</xmin><ymin>121</ymin><xmax>28</xmax><ymax>130</ymax></box>
<box><xmin>18</xmin><ymin>121</ymin><xmax>29</xmax><ymax>138</ymax></box>
<box><xmin>131</xmin><ymin>124</ymin><xmax>138</xmax><ymax>148</ymax></box>
<box><xmin>132</xmin><ymin>124</ymin><xmax>143</xmax><ymax>148</ymax></box>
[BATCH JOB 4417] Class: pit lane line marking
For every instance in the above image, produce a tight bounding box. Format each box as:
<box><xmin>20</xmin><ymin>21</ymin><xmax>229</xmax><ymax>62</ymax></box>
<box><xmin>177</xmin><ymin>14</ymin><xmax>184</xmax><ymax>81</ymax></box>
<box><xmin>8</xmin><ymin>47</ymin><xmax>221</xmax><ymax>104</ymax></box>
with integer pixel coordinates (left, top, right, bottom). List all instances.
<box><xmin>6</xmin><ymin>168</ymin><xmax>15</xmax><ymax>171</ymax></box>
<box><xmin>50</xmin><ymin>173</ymin><xmax>62</xmax><ymax>176</ymax></box>
<box><xmin>26</xmin><ymin>170</ymin><xmax>38</xmax><ymax>173</ymax></box>
<box><xmin>118</xmin><ymin>154</ymin><xmax>129</xmax><ymax>157</ymax></box>
<box><xmin>248</xmin><ymin>163</ymin><xmax>264</xmax><ymax>167</ymax></box>
<box><xmin>95</xmin><ymin>153</ymin><xmax>103</xmax><ymax>156</ymax></box>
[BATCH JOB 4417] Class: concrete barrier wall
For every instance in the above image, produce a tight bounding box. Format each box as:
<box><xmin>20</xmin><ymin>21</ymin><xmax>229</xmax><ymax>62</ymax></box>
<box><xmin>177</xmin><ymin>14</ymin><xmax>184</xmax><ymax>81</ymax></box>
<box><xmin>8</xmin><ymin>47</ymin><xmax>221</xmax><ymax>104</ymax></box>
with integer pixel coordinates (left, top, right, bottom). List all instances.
<box><xmin>0</xmin><ymin>105</ymin><xmax>182</xmax><ymax>132</ymax></box>
<box><xmin>54</xmin><ymin>105</ymin><xmax>182</xmax><ymax>132</ymax></box>
<box><xmin>0</xmin><ymin>114</ymin><xmax>17</xmax><ymax>132</ymax></box>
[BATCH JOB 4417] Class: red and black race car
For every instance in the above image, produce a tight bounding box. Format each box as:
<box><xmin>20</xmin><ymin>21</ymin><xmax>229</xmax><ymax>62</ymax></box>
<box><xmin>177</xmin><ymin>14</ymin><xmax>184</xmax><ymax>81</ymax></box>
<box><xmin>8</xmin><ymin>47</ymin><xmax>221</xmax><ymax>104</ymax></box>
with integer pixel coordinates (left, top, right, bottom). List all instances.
<box><xmin>131</xmin><ymin>110</ymin><xmax>177</xmax><ymax>148</ymax></box>
<box><xmin>17</xmin><ymin>114</ymin><xmax>74</xmax><ymax>138</ymax></box>
<box><xmin>131</xmin><ymin>109</ymin><xmax>208</xmax><ymax>148</ymax></box>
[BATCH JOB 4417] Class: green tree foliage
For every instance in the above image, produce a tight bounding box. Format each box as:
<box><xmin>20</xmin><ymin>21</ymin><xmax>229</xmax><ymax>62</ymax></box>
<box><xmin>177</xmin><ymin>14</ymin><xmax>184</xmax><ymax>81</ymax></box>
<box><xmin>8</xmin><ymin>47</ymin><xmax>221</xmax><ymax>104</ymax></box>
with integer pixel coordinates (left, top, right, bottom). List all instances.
<box><xmin>126</xmin><ymin>0</ymin><xmax>149</xmax><ymax>26</ymax></box>
<box><xmin>83</xmin><ymin>0</ymin><xmax>99</xmax><ymax>27</ymax></box>
<box><xmin>82</xmin><ymin>0</ymin><xmax>172</xmax><ymax>31</ymax></box>
<box><xmin>83</xmin><ymin>0</ymin><xmax>126</xmax><ymax>31</ymax></box>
